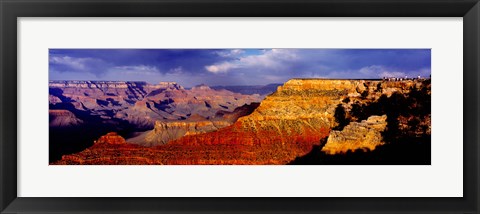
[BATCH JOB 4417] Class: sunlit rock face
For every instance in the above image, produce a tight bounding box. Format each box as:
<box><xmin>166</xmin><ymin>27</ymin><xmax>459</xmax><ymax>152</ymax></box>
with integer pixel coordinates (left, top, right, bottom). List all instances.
<box><xmin>95</xmin><ymin>132</ymin><xmax>127</xmax><ymax>145</ymax></box>
<box><xmin>54</xmin><ymin>79</ymin><xmax>351</xmax><ymax>164</ymax></box>
<box><xmin>151</xmin><ymin>79</ymin><xmax>358</xmax><ymax>164</ymax></box>
<box><xmin>127</xmin><ymin>103</ymin><xmax>260</xmax><ymax>147</ymax></box>
<box><xmin>322</xmin><ymin>115</ymin><xmax>387</xmax><ymax>155</ymax></box>
<box><xmin>128</xmin><ymin>120</ymin><xmax>231</xmax><ymax>147</ymax></box>
<box><xmin>52</xmin><ymin>78</ymin><xmax>431</xmax><ymax>165</ymax></box>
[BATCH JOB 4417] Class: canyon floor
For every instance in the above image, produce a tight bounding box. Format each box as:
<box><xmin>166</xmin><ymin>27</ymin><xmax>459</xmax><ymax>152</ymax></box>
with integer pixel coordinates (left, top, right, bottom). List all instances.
<box><xmin>49</xmin><ymin>79</ymin><xmax>431</xmax><ymax>165</ymax></box>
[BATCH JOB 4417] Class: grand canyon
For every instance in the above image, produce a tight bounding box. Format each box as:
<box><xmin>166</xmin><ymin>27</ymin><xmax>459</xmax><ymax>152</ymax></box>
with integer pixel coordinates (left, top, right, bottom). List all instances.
<box><xmin>49</xmin><ymin>78</ymin><xmax>431</xmax><ymax>165</ymax></box>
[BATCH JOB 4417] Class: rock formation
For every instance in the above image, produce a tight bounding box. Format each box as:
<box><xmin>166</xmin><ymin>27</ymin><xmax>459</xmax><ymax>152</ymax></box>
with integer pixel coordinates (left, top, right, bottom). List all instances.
<box><xmin>127</xmin><ymin>103</ymin><xmax>260</xmax><ymax>147</ymax></box>
<box><xmin>128</xmin><ymin>120</ymin><xmax>231</xmax><ymax>147</ymax></box>
<box><xmin>49</xmin><ymin>81</ymin><xmax>264</xmax><ymax>162</ymax></box>
<box><xmin>322</xmin><ymin>115</ymin><xmax>387</xmax><ymax>155</ymax></box>
<box><xmin>54</xmin><ymin>79</ymin><xmax>356</xmax><ymax>164</ymax></box>
<box><xmin>49</xmin><ymin>109</ymin><xmax>83</xmax><ymax>127</ymax></box>
<box><xmin>52</xmin><ymin>78</ymin><xmax>431</xmax><ymax>165</ymax></box>
<box><xmin>95</xmin><ymin>132</ymin><xmax>127</xmax><ymax>145</ymax></box>
<box><xmin>49</xmin><ymin>80</ymin><xmax>262</xmax><ymax>128</ymax></box>
<box><xmin>55</xmin><ymin>132</ymin><xmax>148</xmax><ymax>165</ymax></box>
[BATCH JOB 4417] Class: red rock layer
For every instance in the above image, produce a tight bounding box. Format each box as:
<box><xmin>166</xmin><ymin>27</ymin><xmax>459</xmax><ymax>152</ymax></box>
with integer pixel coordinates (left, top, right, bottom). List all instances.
<box><xmin>53</xmin><ymin>79</ymin><xmax>430</xmax><ymax>165</ymax></box>
<box><xmin>95</xmin><ymin>132</ymin><xmax>127</xmax><ymax>145</ymax></box>
<box><xmin>54</xmin><ymin>79</ymin><xmax>349</xmax><ymax>165</ymax></box>
<box><xmin>53</xmin><ymin>129</ymin><xmax>329</xmax><ymax>165</ymax></box>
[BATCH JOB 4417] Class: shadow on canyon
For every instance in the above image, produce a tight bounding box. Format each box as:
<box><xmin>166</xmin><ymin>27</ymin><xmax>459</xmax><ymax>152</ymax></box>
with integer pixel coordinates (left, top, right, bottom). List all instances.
<box><xmin>288</xmin><ymin>135</ymin><xmax>431</xmax><ymax>165</ymax></box>
<box><xmin>290</xmin><ymin>81</ymin><xmax>431</xmax><ymax>165</ymax></box>
<box><xmin>49</xmin><ymin>102</ymin><xmax>150</xmax><ymax>163</ymax></box>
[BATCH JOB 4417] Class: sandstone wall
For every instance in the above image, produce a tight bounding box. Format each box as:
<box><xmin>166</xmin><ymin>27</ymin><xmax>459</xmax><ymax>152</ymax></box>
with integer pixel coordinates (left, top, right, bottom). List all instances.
<box><xmin>322</xmin><ymin>115</ymin><xmax>387</xmax><ymax>155</ymax></box>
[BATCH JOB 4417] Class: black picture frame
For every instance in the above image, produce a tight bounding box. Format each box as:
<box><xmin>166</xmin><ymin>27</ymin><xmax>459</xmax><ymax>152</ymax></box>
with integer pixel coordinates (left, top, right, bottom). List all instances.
<box><xmin>1</xmin><ymin>0</ymin><xmax>479</xmax><ymax>213</ymax></box>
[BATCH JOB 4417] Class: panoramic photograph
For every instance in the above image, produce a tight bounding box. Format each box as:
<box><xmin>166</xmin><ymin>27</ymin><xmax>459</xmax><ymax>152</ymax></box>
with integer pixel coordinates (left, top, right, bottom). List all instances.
<box><xmin>49</xmin><ymin>49</ymin><xmax>431</xmax><ymax>165</ymax></box>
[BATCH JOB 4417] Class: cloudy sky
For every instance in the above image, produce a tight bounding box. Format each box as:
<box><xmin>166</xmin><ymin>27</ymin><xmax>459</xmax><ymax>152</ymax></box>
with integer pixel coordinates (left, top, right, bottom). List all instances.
<box><xmin>49</xmin><ymin>49</ymin><xmax>431</xmax><ymax>87</ymax></box>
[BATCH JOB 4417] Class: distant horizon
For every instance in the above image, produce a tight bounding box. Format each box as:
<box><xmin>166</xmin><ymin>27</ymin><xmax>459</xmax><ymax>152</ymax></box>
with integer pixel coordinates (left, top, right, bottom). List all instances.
<box><xmin>49</xmin><ymin>49</ymin><xmax>431</xmax><ymax>88</ymax></box>
<box><xmin>48</xmin><ymin>79</ymin><xmax>283</xmax><ymax>87</ymax></box>
<box><xmin>49</xmin><ymin>76</ymin><xmax>431</xmax><ymax>86</ymax></box>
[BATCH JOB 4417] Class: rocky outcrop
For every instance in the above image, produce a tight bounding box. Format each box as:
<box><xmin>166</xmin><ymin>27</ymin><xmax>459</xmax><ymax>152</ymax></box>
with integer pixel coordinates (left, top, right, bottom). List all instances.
<box><xmin>95</xmin><ymin>132</ymin><xmax>126</xmax><ymax>145</ymax></box>
<box><xmin>49</xmin><ymin>109</ymin><xmax>83</xmax><ymax>127</ymax></box>
<box><xmin>398</xmin><ymin>115</ymin><xmax>432</xmax><ymax>136</ymax></box>
<box><xmin>127</xmin><ymin>103</ymin><xmax>260</xmax><ymax>147</ymax></box>
<box><xmin>213</xmin><ymin>102</ymin><xmax>260</xmax><ymax>123</ymax></box>
<box><xmin>54</xmin><ymin>132</ymin><xmax>148</xmax><ymax>165</ymax></box>
<box><xmin>129</xmin><ymin>82</ymin><xmax>261</xmax><ymax>123</ymax></box>
<box><xmin>128</xmin><ymin>120</ymin><xmax>231</xmax><ymax>147</ymax></box>
<box><xmin>322</xmin><ymin>115</ymin><xmax>387</xmax><ymax>155</ymax></box>
<box><xmin>150</xmin><ymin>82</ymin><xmax>184</xmax><ymax>91</ymax></box>
<box><xmin>49</xmin><ymin>80</ymin><xmax>150</xmax><ymax>103</ymax></box>
<box><xmin>49</xmin><ymin>95</ymin><xmax>62</xmax><ymax>104</ymax></box>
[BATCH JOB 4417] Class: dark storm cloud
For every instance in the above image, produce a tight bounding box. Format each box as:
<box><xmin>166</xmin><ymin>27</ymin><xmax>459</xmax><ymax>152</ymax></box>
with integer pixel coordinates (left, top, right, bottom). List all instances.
<box><xmin>49</xmin><ymin>49</ymin><xmax>431</xmax><ymax>87</ymax></box>
<box><xmin>49</xmin><ymin>49</ymin><xmax>233</xmax><ymax>76</ymax></box>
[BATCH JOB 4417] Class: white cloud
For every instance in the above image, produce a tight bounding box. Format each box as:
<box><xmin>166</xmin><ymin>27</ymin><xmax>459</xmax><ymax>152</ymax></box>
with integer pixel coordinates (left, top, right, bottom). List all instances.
<box><xmin>205</xmin><ymin>49</ymin><xmax>299</xmax><ymax>74</ymax></box>
<box><xmin>359</xmin><ymin>65</ymin><xmax>407</xmax><ymax>78</ymax></box>
<box><xmin>417</xmin><ymin>68</ymin><xmax>432</xmax><ymax>78</ymax></box>
<box><xmin>359</xmin><ymin>65</ymin><xmax>431</xmax><ymax>78</ymax></box>
<box><xmin>231</xmin><ymin>49</ymin><xmax>244</xmax><ymax>55</ymax></box>
<box><xmin>49</xmin><ymin>56</ymin><xmax>103</xmax><ymax>71</ymax></box>
<box><xmin>379</xmin><ymin>71</ymin><xmax>408</xmax><ymax>78</ymax></box>
<box><xmin>111</xmin><ymin>65</ymin><xmax>159</xmax><ymax>75</ymax></box>
<box><xmin>323</xmin><ymin>65</ymin><xmax>430</xmax><ymax>79</ymax></box>
<box><xmin>205</xmin><ymin>62</ymin><xmax>240</xmax><ymax>73</ymax></box>
<box><xmin>168</xmin><ymin>66</ymin><xmax>184</xmax><ymax>74</ymax></box>
<box><xmin>215</xmin><ymin>49</ymin><xmax>245</xmax><ymax>57</ymax></box>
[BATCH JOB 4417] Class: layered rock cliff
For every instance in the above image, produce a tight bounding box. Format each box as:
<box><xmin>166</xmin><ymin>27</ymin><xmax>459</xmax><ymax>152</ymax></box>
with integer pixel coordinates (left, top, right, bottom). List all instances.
<box><xmin>127</xmin><ymin>103</ymin><xmax>260</xmax><ymax>147</ymax></box>
<box><xmin>55</xmin><ymin>132</ymin><xmax>148</xmax><ymax>165</ymax></box>
<box><xmin>49</xmin><ymin>109</ymin><xmax>83</xmax><ymax>127</ymax></box>
<box><xmin>95</xmin><ymin>132</ymin><xmax>127</xmax><ymax>145</ymax></box>
<box><xmin>123</xmin><ymin>83</ymin><xmax>261</xmax><ymax>126</ymax></box>
<box><xmin>49</xmin><ymin>81</ymin><xmax>262</xmax><ymax>128</ymax></box>
<box><xmin>52</xmin><ymin>78</ymin><xmax>431</xmax><ymax>165</ymax></box>
<box><xmin>54</xmin><ymin>79</ymin><xmax>361</xmax><ymax>164</ymax></box>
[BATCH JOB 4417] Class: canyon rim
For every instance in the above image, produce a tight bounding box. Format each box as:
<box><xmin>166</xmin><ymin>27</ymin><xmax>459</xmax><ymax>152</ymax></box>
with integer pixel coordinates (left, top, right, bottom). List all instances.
<box><xmin>49</xmin><ymin>49</ymin><xmax>431</xmax><ymax>165</ymax></box>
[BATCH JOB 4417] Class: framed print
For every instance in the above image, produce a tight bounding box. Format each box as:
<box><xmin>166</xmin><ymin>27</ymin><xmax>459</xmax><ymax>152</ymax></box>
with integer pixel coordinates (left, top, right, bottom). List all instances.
<box><xmin>1</xmin><ymin>0</ymin><xmax>479</xmax><ymax>213</ymax></box>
